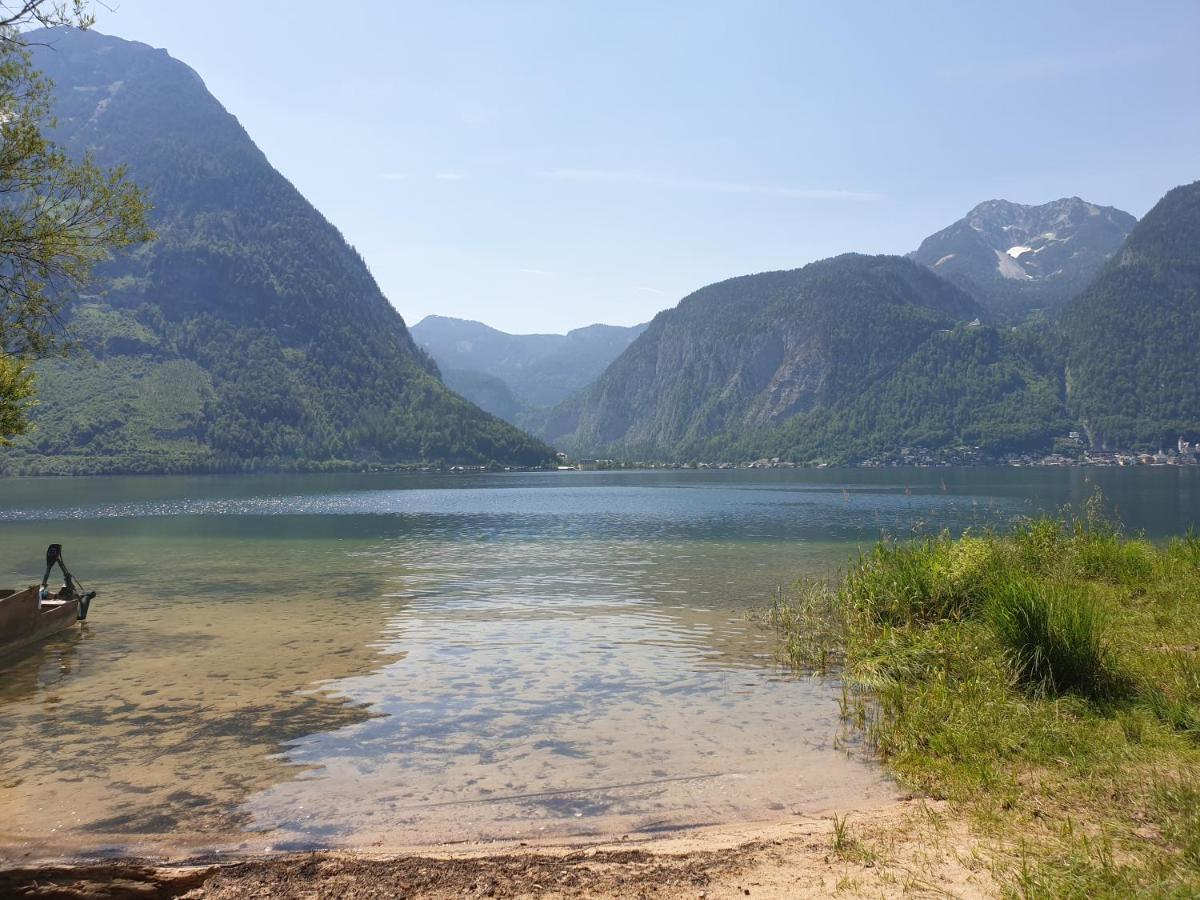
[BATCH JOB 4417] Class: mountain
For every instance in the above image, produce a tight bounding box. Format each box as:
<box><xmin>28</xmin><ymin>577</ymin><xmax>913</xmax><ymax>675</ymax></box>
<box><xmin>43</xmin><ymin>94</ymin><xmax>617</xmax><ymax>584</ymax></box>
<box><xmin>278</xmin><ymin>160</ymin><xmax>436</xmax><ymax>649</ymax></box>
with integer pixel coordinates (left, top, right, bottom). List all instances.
<box><xmin>536</xmin><ymin>254</ymin><xmax>1068</xmax><ymax>461</ymax></box>
<box><xmin>1</xmin><ymin>29</ymin><xmax>552</xmax><ymax>474</ymax></box>
<box><xmin>411</xmin><ymin>316</ymin><xmax>648</xmax><ymax>418</ymax></box>
<box><xmin>1063</xmin><ymin>180</ymin><xmax>1200</xmax><ymax>449</ymax></box>
<box><xmin>439</xmin><ymin>368</ymin><xmax>525</xmax><ymax>423</ymax></box>
<box><xmin>910</xmin><ymin>198</ymin><xmax>1136</xmax><ymax>316</ymax></box>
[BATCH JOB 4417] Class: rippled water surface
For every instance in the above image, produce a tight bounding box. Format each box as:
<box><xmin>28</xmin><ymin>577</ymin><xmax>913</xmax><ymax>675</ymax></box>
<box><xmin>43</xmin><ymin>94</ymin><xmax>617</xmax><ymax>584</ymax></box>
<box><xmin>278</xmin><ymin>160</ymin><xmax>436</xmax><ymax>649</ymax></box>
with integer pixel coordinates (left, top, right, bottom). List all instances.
<box><xmin>2</xmin><ymin>467</ymin><xmax>1199</xmax><ymax>859</ymax></box>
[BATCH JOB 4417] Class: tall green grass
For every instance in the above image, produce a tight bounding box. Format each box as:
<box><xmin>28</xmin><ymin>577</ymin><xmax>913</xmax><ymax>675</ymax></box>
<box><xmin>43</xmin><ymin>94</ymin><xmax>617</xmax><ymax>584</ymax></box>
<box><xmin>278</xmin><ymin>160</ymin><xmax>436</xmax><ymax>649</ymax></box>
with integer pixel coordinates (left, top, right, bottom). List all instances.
<box><xmin>844</xmin><ymin>533</ymin><xmax>998</xmax><ymax>626</ymax></box>
<box><xmin>772</xmin><ymin>510</ymin><xmax>1200</xmax><ymax>895</ymax></box>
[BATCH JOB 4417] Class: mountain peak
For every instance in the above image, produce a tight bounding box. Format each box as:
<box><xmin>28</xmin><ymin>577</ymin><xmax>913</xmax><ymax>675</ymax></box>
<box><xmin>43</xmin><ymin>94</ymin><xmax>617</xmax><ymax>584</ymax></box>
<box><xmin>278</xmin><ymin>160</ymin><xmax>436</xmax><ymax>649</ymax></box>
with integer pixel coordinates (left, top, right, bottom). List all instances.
<box><xmin>29</xmin><ymin>26</ymin><xmax>206</xmax><ymax>86</ymax></box>
<box><xmin>911</xmin><ymin>196</ymin><xmax>1136</xmax><ymax>315</ymax></box>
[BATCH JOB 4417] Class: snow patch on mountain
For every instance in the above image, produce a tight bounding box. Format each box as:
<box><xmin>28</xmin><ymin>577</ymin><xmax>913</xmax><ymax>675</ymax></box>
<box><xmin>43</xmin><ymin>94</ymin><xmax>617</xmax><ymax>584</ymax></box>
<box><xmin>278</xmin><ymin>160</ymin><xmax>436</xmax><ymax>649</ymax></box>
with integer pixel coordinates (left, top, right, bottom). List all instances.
<box><xmin>995</xmin><ymin>249</ymin><xmax>1033</xmax><ymax>280</ymax></box>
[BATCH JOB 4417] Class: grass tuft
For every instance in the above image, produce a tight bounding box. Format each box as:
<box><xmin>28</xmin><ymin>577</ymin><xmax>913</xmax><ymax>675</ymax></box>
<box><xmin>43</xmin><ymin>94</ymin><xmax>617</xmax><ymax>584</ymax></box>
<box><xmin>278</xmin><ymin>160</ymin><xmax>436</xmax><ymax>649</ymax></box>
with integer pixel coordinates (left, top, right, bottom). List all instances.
<box><xmin>831</xmin><ymin>813</ymin><xmax>851</xmax><ymax>854</ymax></box>
<box><xmin>986</xmin><ymin>578</ymin><xmax>1126</xmax><ymax>700</ymax></box>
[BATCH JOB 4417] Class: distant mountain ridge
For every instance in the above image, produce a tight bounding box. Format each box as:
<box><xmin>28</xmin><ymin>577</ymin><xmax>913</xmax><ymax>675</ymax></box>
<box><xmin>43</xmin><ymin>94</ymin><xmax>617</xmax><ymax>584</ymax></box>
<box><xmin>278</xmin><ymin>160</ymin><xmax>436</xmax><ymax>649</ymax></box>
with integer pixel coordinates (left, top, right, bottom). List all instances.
<box><xmin>532</xmin><ymin>184</ymin><xmax>1197</xmax><ymax>463</ymax></box>
<box><xmin>1</xmin><ymin>29</ymin><xmax>552</xmax><ymax>474</ymax></box>
<box><xmin>411</xmin><ymin>316</ymin><xmax>647</xmax><ymax>418</ymax></box>
<box><xmin>534</xmin><ymin>254</ymin><xmax>1069</xmax><ymax>461</ymax></box>
<box><xmin>910</xmin><ymin>197</ymin><xmax>1136</xmax><ymax>316</ymax></box>
<box><xmin>5</xmin><ymin>29</ymin><xmax>1185</xmax><ymax>472</ymax></box>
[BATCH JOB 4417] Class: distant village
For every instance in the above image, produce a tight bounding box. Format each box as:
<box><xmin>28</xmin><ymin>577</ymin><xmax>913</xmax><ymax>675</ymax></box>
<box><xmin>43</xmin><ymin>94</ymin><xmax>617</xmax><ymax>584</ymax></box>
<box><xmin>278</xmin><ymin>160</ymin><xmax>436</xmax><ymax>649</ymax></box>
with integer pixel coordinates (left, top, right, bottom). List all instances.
<box><xmin>859</xmin><ymin>434</ymin><xmax>1200</xmax><ymax>469</ymax></box>
<box><xmin>550</xmin><ymin>434</ymin><xmax>1200</xmax><ymax>471</ymax></box>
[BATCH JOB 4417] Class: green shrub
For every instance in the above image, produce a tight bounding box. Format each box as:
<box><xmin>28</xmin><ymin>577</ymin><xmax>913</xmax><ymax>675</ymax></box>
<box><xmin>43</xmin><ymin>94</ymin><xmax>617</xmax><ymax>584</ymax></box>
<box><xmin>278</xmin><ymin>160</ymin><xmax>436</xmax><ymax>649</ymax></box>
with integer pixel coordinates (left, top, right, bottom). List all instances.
<box><xmin>773</xmin><ymin>511</ymin><xmax>1200</xmax><ymax>894</ymax></box>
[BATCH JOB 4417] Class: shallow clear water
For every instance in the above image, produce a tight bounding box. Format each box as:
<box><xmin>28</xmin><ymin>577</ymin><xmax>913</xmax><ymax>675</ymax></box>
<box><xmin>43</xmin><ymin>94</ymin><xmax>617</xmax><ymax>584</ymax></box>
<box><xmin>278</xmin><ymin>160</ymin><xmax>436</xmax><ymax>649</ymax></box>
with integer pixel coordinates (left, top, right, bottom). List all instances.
<box><xmin>1</xmin><ymin>467</ymin><xmax>1198</xmax><ymax>858</ymax></box>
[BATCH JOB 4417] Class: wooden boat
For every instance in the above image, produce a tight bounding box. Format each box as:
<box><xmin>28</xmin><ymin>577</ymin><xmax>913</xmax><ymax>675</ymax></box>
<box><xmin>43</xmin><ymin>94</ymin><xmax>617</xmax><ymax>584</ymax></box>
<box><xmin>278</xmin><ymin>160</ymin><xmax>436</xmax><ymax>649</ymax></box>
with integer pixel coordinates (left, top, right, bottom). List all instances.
<box><xmin>0</xmin><ymin>586</ymin><xmax>86</xmax><ymax>658</ymax></box>
<box><xmin>0</xmin><ymin>545</ymin><xmax>95</xmax><ymax>659</ymax></box>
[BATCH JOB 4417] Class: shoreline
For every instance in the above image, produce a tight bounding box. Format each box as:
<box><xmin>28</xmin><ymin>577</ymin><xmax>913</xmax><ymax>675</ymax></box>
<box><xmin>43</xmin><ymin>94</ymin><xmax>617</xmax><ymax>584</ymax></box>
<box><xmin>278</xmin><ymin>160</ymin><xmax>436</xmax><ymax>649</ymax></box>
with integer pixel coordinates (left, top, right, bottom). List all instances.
<box><xmin>5</xmin><ymin>453</ymin><xmax>1200</xmax><ymax>479</ymax></box>
<box><xmin>0</xmin><ymin>799</ymin><xmax>997</xmax><ymax>898</ymax></box>
<box><xmin>0</xmin><ymin>789</ymin><xmax>905</xmax><ymax>870</ymax></box>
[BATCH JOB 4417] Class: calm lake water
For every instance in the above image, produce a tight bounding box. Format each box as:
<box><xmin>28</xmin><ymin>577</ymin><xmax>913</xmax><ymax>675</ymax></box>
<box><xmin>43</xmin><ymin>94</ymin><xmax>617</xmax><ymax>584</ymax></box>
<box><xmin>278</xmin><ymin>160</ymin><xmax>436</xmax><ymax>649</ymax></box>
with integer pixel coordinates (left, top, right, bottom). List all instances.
<box><xmin>2</xmin><ymin>467</ymin><xmax>1199</xmax><ymax>859</ymax></box>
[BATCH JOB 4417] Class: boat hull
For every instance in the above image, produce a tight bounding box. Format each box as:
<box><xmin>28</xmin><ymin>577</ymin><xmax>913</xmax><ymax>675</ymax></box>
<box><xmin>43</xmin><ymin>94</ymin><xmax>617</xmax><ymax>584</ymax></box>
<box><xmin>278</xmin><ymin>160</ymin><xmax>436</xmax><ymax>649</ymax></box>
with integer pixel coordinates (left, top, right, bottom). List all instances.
<box><xmin>0</xmin><ymin>587</ymin><xmax>81</xmax><ymax>659</ymax></box>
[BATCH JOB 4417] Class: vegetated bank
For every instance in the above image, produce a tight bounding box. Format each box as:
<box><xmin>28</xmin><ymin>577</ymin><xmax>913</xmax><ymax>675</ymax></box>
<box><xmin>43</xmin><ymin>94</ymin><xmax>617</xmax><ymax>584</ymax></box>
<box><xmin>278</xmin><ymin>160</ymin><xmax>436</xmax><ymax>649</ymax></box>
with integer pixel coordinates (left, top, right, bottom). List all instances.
<box><xmin>773</xmin><ymin>503</ymin><xmax>1200</xmax><ymax>895</ymax></box>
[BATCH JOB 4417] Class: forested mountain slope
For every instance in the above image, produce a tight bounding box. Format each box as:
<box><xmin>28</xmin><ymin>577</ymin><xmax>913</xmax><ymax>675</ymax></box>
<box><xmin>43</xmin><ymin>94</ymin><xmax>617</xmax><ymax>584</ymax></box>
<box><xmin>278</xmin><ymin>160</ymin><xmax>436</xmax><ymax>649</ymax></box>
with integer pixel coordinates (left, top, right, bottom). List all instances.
<box><xmin>910</xmin><ymin>198</ymin><xmax>1135</xmax><ymax>317</ymax></box>
<box><xmin>1063</xmin><ymin>180</ymin><xmax>1200</xmax><ymax>448</ymax></box>
<box><xmin>437</xmin><ymin>368</ymin><xmax>525</xmax><ymax>423</ymax></box>
<box><xmin>537</xmin><ymin>254</ymin><xmax>1069</xmax><ymax>461</ymax></box>
<box><xmin>1</xmin><ymin>28</ymin><xmax>551</xmax><ymax>474</ymax></box>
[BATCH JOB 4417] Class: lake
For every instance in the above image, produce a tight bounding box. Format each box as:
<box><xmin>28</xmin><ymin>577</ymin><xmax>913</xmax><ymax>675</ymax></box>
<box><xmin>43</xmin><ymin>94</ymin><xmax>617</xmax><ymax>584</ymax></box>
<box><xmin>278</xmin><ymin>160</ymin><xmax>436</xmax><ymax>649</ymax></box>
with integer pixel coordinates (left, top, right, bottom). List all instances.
<box><xmin>2</xmin><ymin>467</ymin><xmax>1198</xmax><ymax>860</ymax></box>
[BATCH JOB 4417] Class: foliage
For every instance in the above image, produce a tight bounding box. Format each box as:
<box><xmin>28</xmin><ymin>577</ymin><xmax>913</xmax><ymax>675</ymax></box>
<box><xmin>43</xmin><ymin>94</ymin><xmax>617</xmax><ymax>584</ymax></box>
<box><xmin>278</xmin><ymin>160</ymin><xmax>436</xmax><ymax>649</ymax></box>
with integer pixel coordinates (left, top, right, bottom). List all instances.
<box><xmin>986</xmin><ymin>577</ymin><xmax>1123</xmax><ymax>699</ymax></box>
<box><xmin>0</xmin><ymin>348</ymin><xmax>32</xmax><ymax>441</ymax></box>
<box><xmin>774</xmin><ymin>513</ymin><xmax>1200</xmax><ymax>894</ymax></box>
<box><xmin>733</xmin><ymin>322</ymin><xmax>1067</xmax><ymax>463</ymax></box>
<box><xmin>0</xmin><ymin>23</ymin><xmax>152</xmax><ymax>438</ymax></box>
<box><xmin>0</xmin><ymin>1</ymin><xmax>94</xmax><ymax>35</ymax></box>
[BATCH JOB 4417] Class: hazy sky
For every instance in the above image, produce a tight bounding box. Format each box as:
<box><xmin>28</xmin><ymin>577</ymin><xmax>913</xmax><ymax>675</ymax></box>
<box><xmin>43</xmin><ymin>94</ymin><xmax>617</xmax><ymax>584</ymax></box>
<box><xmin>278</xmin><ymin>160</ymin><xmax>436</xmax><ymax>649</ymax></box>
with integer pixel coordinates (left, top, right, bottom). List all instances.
<box><xmin>84</xmin><ymin>1</ymin><xmax>1198</xmax><ymax>333</ymax></box>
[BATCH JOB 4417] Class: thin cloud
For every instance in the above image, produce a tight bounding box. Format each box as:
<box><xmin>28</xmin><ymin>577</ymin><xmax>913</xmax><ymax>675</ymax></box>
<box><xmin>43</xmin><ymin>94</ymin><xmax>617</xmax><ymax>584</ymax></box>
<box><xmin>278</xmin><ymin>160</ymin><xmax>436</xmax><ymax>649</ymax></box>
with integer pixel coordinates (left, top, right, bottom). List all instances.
<box><xmin>434</xmin><ymin>171</ymin><xmax>467</xmax><ymax>181</ymax></box>
<box><xmin>519</xmin><ymin>267</ymin><xmax>553</xmax><ymax>276</ymax></box>
<box><xmin>380</xmin><ymin>172</ymin><xmax>408</xmax><ymax>181</ymax></box>
<box><xmin>537</xmin><ymin>169</ymin><xmax>881</xmax><ymax>201</ymax></box>
<box><xmin>634</xmin><ymin>285</ymin><xmax>666</xmax><ymax>295</ymax></box>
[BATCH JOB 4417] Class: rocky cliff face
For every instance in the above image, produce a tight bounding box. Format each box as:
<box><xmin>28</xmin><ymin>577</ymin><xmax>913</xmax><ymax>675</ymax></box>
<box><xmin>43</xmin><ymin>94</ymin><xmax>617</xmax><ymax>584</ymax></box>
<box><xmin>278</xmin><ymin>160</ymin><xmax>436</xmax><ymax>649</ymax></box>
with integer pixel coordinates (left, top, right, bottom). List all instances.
<box><xmin>911</xmin><ymin>198</ymin><xmax>1136</xmax><ymax>316</ymax></box>
<box><xmin>537</xmin><ymin>255</ymin><xmax>985</xmax><ymax>456</ymax></box>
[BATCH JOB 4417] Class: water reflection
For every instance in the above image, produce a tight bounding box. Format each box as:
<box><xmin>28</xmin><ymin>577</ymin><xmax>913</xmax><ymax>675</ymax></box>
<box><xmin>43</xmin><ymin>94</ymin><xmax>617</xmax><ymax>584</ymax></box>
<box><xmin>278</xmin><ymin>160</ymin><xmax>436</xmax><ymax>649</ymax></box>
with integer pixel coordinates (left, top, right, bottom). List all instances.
<box><xmin>0</xmin><ymin>627</ymin><xmax>86</xmax><ymax>709</ymax></box>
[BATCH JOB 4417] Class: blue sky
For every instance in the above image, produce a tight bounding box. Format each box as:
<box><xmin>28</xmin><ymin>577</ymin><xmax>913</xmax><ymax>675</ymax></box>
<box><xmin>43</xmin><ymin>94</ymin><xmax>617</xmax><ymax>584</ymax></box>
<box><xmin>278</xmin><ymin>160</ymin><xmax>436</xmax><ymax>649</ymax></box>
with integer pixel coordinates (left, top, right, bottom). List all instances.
<box><xmin>94</xmin><ymin>1</ymin><xmax>1198</xmax><ymax>333</ymax></box>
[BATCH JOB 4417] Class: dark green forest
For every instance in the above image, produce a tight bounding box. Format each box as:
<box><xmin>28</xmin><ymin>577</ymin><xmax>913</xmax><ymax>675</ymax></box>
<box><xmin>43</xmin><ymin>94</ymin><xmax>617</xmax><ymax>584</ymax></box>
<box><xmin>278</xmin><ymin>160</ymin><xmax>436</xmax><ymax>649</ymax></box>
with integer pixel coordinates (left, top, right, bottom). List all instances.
<box><xmin>687</xmin><ymin>323</ymin><xmax>1070</xmax><ymax>463</ymax></box>
<box><xmin>1063</xmin><ymin>180</ymin><xmax>1200</xmax><ymax>449</ymax></box>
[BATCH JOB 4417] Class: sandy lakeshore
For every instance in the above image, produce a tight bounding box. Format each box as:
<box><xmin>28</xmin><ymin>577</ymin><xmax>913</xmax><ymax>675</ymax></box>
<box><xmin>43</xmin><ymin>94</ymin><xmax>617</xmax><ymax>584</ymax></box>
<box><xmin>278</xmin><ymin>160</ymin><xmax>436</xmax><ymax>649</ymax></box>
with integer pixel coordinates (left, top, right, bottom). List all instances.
<box><xmin>0</xmin><ymin>799</ymin><xmax>998</xmax><ymax>898</ymax></box>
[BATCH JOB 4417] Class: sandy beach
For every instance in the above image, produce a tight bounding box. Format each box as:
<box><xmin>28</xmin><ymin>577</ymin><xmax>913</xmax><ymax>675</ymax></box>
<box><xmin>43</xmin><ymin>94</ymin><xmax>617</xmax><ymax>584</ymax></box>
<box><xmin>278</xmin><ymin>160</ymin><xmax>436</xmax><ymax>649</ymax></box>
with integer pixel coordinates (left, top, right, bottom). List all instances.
<box><xmin>0</xmin><ymin>799</ymin><xmax>1001</xmax><ymax>898</ymax></box>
